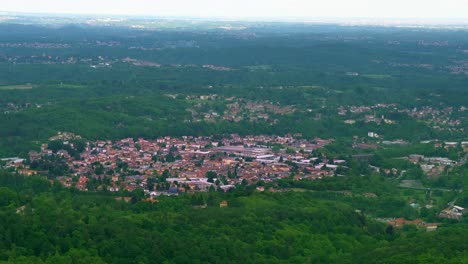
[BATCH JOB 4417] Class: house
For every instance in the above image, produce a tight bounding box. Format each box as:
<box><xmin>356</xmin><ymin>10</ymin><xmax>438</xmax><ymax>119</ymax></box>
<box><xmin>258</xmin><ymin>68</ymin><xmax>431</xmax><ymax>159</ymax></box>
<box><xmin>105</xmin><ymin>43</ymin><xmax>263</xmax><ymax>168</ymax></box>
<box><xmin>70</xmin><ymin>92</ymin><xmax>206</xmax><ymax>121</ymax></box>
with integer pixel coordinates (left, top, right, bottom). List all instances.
<box><xmin>387</xmin><ymin>218</ymin><xmax>423</xmax><ymax>228</ymax></box>
<box><xmin>18</xmin><ymin>169</ymin><xmax>37</xmax><ymax>176</ymax></box>
<box><xmin>219</xmin><ymin>200</ymin><xmax>228</xmax><ymax>208</ymax></box>
<box><xmin>444</xmin><ymin>142</ymin><xmax>458</xmax><ymax>149</ymax></box>
<box><xmin>363</xmin><ymin>193</ymin><xmax>378</xmax><ymax>198</ymax></box>
<box><xmin>1</xmin><ymin>157</ymin><xmax>25</xmax><ymax>167</ymax></box>
<box><xmin>462</xmin><ymin>142</ymin><xmax>468</xmax><ymax>152</ymax></box>
<box><xmin>115</xmin><ymin>197</ymin><xmax>132</xmax><ymax>202</ymax></box>
<box><xmin>424</xmin><ymin>223</ymin><xmax>440</xmax><ymax>232</ymax></box>
<box><xmin>439</xmin><ymin>206</ymin><xmax>464</xmax><ymax>221</ymax></box>
<box><xmin>219</xmin><ymin>185</ymin><xmax>235</xmax><ymax>192</ymax></box>
<box><xmin>168</xmin><ymin>187</ymin><xmax>179</xmax><ymax>194</ymax></box>
<box><xmin>29</xmin><ymin>151</ymin><xmax>41</xmax><ymax>161</ymax></box>
<box><xmin>16</xmin><ymin>205</ymin><xmax>26</xmax><ymax>214</ymax></box>
<box><xmin>108</xmin><ymin>185</ymin><xmax>120</xmax><ymax>192</ymax></box>
<box><xmin>193</xmin><ymin>204</ymin><xmax>207</xmax><ymax>209</ymax></box>
<box><xmin>144</xmin><ymin>197</ymin><xmax>158</xmax><ymax>203</ymax></box>
<box><xmin>75</xmin><ymin>176</ymin><xmax>89</xmax><ymax>191</ymax></box>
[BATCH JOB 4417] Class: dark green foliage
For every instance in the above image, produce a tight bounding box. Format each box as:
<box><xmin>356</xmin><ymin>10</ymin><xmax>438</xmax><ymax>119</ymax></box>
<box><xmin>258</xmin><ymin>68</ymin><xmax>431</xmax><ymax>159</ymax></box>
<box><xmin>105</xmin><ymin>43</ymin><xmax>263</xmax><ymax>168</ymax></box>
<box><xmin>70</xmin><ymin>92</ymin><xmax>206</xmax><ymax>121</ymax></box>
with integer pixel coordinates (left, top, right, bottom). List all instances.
<box><xmin>0</xmin><ymin>24</ymin><xmax>466</xmax><ymax>157</ymax></box>
<box><xmin>0</xmin><ymin>170</ymin><xmax>386</xmax><ymax>263</ymax></box>
<box><xmin>30</xmin><ymin>156</ymin><xmax>69</xmax><ymax>177</ymax></box>
<box><xmin>0</xmin><ymin>169</ymin><xmax>466</xmax><ymax>263</ymax></box>
<box><xmin>345</xmin><ymin>224</ymin><xmax>468</xmax><ymax>264</ymax></box>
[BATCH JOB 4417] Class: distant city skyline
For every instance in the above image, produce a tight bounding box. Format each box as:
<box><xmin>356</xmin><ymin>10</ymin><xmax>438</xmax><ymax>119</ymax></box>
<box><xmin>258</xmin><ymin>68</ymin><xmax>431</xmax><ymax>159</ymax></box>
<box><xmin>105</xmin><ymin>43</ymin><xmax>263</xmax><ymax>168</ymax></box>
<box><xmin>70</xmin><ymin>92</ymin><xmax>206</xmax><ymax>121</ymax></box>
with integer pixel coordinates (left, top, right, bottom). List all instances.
<box><xmin>2</xmin><ymin>0</ymin><xmax>468</xmax><ymax>22</ymax></box>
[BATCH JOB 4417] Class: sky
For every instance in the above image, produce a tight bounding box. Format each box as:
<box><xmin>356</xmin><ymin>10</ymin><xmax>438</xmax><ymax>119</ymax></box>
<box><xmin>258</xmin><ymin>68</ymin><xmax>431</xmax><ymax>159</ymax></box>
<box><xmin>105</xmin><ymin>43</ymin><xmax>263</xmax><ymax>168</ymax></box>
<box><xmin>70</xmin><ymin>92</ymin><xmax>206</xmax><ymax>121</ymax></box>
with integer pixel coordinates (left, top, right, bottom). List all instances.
<box><xmin>2</xmin><ymin>0</ymin><xmax>468</xmax><ymax>20</ymax></box>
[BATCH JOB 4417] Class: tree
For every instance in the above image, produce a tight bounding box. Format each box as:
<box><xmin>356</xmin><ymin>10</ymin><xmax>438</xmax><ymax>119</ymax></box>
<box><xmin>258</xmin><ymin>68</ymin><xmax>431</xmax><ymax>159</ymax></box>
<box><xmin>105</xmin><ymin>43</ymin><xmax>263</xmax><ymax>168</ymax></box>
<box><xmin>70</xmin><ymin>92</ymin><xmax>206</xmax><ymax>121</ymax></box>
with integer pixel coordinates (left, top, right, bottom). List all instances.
<box><xmin>165</xmin><ymin>153</ymin><xmax>175</xmax><ymax>163</ymax></box>
<box><xmin>206</xmin><ymin>171</ymin><xmax>217</xmax><ymax>183</ymax></box>
<box><xmin>286</xmin><ymin>148</ymin><xmax>296</xmax><ymax>154</ymax></box>
<box><xmin>94</xmin><ymin>165</ymin><xmax>104</xmax><ymax>175</ymax></box>
<box><xmin>147</xmin><ymin>178</ymin><xmax>156</xmax><ymax>191</ymax></box>
<box><xmin>131</xmin><ymin>189</ymin><xmax>145</xmax><ymax>203</ymax></box>
<box><xmin>0</xmin><ymin>187</ymin><xmax>17</xmax><ymax>206</ymax></box>
<box><xmin>207</xmin><ymin>185</ymin><xmax>215</xmax><ymax>192</ymax></box>
<box><xmin>72</xmin><ymin>139</ymin><xmax>86</xmax><ymax>153</ymax></box>
<box><xmin>48</xmin><ymin>140</ymin><xmax>64</xmax><ymax>153</ymax></box>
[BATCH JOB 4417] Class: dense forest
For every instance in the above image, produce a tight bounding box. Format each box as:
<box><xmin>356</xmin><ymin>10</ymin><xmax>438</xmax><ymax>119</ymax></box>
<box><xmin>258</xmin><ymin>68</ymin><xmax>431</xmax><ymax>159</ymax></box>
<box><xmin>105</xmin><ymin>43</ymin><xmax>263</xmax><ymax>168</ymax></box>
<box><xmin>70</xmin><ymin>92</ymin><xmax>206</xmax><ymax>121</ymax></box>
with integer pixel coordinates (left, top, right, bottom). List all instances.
<box><xmin>0</xmin><ymin>22</ymin><xmax>467</xmax><ymax>157</ymax></box>
<box><xmin>0</xmin><ymin>170</ymin><xmax>467</xmax><ymax>263</ymax></box>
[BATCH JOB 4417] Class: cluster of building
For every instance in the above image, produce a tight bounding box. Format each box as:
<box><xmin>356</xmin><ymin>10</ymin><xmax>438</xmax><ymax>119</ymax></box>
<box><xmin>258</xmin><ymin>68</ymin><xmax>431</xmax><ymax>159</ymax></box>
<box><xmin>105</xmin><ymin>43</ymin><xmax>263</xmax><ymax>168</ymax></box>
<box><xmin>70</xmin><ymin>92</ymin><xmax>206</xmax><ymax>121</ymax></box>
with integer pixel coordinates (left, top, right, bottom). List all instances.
<box><xmin>338</xmin><ymin>104</ymin><xmax>397</xmax><ymax>125</ymax></box>
<box><xmin>385</xmin><ymin>218</ymin><xmax>441</xmax><ymax>232</ymax></box>
<box><xmin>338</xmin><ymin>103</ymin><xmax>397</xmax><ymax>116</ymax></box>
<box><xmin>406</xmin><ymin>154</ymin><xmax>458</xmax><ymax>179</ymax></box>
<box><xmin>439</xmin><ymin>205</ymin><xmax>465</xmax><ymax>221</ymax></box>
<box><xmin>23</xmin><ymin>133</ymin><xmax>338</xmax><ymax>194</ymax></box>
<box><xmin>122</xmin><ymin>57</ymin><xmax>161</xmax><ymax>67</ymax></box>
<box><xmin>202</xmin><ymin>64</ymin><xmax>232</xmax><ymax>71</ymax></box>
<box><xmin>188</xmin><ymin>97</ymin><xmax>295</xmax><ymax>124</ymax></box>
<box><xmin>1</xmin><ymin>101</ymin><xmax>46</xmax><ymax>115</ymax></box>
<box><xmin>446</xmin><ymin>60</ymin><xmax>468</xmax><ymax>75</ymax></box>
<box><xmin>403</xmin><ymin>105</ymin><xmax>464</xmax><ymax>131</ymax></box>
<box><xmin>338</xmin><ymin>102</ymin><xmax>466</xmax><ymax>134</ymax></box>
<box><xmin>0</xmin><ymin>42</ymin><xmax>71</xmax><ymax>49</ymax></box>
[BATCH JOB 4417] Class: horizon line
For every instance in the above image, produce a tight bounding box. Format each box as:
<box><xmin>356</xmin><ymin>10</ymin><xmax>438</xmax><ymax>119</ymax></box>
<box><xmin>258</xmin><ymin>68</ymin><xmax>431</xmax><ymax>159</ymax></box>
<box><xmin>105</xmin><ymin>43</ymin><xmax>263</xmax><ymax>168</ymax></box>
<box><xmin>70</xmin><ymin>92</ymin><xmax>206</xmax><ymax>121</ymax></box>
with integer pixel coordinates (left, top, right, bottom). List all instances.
<box><xmin>2</xmin><ymin>10</ymin><xmax>468</xmax><ymax>26</ymax></box>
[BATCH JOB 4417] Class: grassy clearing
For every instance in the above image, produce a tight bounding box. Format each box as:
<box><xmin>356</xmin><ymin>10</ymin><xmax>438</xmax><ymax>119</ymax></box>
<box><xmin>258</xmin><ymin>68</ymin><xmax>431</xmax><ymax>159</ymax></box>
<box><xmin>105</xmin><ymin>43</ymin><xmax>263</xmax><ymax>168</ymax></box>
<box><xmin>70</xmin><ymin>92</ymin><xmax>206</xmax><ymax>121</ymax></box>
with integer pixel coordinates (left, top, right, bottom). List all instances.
<box><xmin>0</xmin><ymin>84</ymin><xmax>33</xmax><ymax>90</ymax></box>
<box><xmin>362</xmin><ymin>74</ymin><xmax>392</xmax><ymax>79</ymax></box>
<box><xmin>245</xmin><ymin>65</ymin><xmax>272</xmax><ymax>71</ymax></box>
<box><xmin>46</xmin><ymin>83</ymin><xmax>87</xmax><ymax>89</ymax></box>
<box><xmin>297</xmin><ymin>85</ymin><xmax>322</xmax><ymax>89</ymax></box>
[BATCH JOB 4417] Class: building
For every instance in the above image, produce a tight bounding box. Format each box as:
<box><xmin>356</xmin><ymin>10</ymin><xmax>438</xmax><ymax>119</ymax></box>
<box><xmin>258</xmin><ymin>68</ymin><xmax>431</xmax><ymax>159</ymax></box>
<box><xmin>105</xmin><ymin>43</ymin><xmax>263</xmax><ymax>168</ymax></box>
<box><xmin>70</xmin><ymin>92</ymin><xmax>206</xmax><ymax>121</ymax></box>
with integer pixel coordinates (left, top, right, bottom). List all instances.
<box><xmin>219</xmin><ymin>201</ymin><xmax>228</xmax><ymax>208</ymax></box>
<box><xmin>439</xmin><ymin>205</ymin><xmax>464</xmax><ymax>221</ymax></box>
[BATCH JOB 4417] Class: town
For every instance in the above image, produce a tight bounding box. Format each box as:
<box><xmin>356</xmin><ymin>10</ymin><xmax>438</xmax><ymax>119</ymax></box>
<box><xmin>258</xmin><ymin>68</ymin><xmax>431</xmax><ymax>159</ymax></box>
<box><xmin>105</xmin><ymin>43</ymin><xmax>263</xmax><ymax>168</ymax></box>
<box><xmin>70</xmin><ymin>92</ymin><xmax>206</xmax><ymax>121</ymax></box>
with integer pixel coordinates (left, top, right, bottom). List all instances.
<box><xmin>2</xmin><ymin>129</ymin><xmax>466</xmax><ymax>224</ymax></box>
<box><xmin>3</xmin><ymin>130</ymin><xmax>466</xmax><ymax>223</ymax></box>
<box><xmin>7</xmin><ymin>132</ymin><xmax>338</xmax><ymax>195</ymax></box>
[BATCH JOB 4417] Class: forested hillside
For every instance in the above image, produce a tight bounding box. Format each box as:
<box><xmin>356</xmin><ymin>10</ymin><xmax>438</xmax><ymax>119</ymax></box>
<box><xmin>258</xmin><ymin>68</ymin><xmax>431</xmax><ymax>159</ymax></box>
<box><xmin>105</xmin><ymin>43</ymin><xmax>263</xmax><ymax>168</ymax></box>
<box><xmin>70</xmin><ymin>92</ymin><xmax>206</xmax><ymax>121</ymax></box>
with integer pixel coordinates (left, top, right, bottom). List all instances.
<box><xmin>0</xmin><ymin>171</ymin><xmax>466</xmax><ymax>264</ymax></box>
<box><xmin>0</xmin><ymin>23</ymin><xmax>467</xmax><ymax>157</ymax></box>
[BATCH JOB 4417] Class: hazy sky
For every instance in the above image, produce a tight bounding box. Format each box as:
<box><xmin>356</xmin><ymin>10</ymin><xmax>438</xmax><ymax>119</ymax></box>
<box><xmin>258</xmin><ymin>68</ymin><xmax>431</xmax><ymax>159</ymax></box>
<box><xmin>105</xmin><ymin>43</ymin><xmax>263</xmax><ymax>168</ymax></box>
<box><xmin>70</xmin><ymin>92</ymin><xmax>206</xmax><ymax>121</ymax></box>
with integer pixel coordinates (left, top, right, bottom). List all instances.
<box><xmin>2</xmin><ymin>0</ymin><xmax>468</xmax><ymax>20</ymax></box>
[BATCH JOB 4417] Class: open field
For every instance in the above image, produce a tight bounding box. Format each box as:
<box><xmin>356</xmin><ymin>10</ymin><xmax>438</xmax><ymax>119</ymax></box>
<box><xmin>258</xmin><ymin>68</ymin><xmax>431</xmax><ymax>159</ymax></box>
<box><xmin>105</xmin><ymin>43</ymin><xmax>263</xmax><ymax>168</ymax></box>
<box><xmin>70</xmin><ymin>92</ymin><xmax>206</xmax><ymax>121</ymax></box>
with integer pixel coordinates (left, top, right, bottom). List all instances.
<box><xmin>362</xmin><ymin>74</ymin><xmax>392</xmax><ymax>79</ymax></box>
<box><xmin>0</xmin><ymin>84</ymin><xmax>33</xmax><ymax>90</ymax></box>
<box><xmin>244</xmin><ymin>65</ymin><xmax>272</xmax><ymax>71</ymax></box>
<box><xmin>296</xmin><ymin>85</ymin><xmax>322</xmax><ymax>89</ymax></box>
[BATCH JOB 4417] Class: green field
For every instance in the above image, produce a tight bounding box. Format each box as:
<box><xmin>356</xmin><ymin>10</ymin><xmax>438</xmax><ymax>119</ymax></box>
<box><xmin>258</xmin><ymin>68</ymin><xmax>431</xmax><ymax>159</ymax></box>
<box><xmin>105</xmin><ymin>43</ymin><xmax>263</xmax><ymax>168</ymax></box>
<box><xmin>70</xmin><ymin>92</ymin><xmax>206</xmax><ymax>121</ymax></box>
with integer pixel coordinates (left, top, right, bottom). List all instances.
<box><xmin>244</xmin><ymin>65</ymin><xmax>272</xmax><ymax>71</ymax></box>
<box><xmin>296</xmin><ymin>85</ymin><xmax>323</xmax><ymax>89</ymax></box>
<box><xmin>362</xmin><ymin>74</ymin><xmax>393</xmax><ymax>79</ymax></box>
<box><xmin>0</xmin><ymin>84</ymin><xmax>33</xmax><ymax>90</ymax></box>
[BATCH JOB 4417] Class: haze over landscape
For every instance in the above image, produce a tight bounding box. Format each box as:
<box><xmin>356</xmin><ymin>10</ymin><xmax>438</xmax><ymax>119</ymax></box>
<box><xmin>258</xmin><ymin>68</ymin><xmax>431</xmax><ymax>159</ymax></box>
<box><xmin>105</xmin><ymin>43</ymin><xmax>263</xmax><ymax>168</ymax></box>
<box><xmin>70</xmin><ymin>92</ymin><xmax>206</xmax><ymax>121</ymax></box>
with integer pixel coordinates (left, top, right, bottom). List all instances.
<box><xmin>2</xmin><ymin>0</ymin><xmax>468</xmax><ymax>22</ymax></box>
